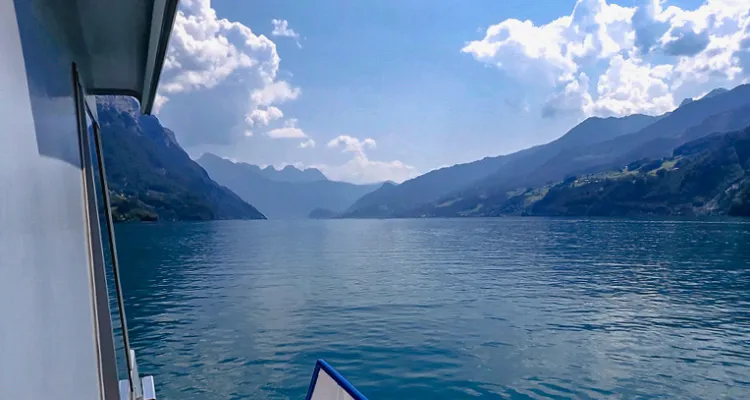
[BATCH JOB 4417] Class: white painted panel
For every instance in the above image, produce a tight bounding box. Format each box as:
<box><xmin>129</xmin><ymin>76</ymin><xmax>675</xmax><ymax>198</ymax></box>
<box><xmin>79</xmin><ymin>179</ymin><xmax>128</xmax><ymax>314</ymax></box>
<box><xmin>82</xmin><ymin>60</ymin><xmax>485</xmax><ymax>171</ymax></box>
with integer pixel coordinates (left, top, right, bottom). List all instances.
<box><xmin>0</xmin><ymin>0</ymin><xmax>102</xmax><ymax>399</ymax></box>
<box><xmin>310</xmin><ymin>369</ymin><xmax>356</xmax><ymax>400</ymax></box>
<box><xmin>142</xmin><ymin>375</ymin><xmax>157</xmax><ymax>400</ymax></box>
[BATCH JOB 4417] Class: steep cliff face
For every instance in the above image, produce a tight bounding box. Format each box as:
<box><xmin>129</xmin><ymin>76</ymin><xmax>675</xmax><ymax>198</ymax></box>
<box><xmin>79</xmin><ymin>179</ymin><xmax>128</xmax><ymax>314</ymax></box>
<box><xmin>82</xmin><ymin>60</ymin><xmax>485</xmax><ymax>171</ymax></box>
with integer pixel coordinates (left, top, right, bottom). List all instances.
<box><xmin>97</xmin><ymin>96</ymin><xmax>265</xmax><ymax>222</ymax></box>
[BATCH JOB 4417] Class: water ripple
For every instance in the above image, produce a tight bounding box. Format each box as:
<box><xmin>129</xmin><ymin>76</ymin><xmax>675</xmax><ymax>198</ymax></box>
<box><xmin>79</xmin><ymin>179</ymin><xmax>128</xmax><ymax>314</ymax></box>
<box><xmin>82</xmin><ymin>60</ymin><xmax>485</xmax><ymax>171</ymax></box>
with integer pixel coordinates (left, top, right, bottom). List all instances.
<box><xmin>110</xmin><ymin>218</ymin><xmax>750</xmax><ymax>399</ymax></box>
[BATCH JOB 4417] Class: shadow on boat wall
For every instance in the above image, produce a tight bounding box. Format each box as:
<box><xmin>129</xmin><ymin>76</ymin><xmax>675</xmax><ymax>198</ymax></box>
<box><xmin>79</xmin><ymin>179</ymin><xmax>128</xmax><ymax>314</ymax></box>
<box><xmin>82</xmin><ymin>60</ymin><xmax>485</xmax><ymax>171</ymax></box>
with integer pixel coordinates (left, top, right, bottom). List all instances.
<box><xmin>1</xmin><ymin>0</ymin><xmax>175</xmax><ymax>399</ymax></box>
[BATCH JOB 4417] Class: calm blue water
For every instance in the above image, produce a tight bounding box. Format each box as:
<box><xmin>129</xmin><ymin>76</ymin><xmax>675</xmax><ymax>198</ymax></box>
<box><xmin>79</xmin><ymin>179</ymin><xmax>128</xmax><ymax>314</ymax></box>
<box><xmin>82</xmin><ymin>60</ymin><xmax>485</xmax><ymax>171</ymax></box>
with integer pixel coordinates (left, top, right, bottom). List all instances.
<box><xmin>112</xmin><ymin>218</ymin><xmax>750</xmax><ymax>399</ymax></box>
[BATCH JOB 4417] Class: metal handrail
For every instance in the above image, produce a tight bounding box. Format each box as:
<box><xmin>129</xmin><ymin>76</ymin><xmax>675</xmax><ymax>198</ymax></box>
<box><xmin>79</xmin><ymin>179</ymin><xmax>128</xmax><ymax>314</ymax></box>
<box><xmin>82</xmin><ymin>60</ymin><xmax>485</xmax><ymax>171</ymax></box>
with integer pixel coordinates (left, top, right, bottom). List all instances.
<box><xmin>91</xmin><ymin>114</ymin><xmax>135</xmax><ymax>397</ymax></box>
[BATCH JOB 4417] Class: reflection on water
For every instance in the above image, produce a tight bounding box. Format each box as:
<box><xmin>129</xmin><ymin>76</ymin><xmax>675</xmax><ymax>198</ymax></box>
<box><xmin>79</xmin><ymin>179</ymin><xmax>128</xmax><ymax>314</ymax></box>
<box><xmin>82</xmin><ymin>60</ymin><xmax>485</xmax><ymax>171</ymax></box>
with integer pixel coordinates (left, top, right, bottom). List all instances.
<box><xmin>113</xmin><ymin>218</ymin><xmax>750</xmax><ymax>399</ymax></box>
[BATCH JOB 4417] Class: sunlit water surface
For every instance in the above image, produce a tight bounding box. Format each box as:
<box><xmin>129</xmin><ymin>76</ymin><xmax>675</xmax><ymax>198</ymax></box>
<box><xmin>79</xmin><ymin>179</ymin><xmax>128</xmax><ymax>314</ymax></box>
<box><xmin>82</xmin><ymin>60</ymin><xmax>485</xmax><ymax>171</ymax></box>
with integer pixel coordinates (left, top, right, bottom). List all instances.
<box><xmin>110</xmin><ymin>218</ymin><xmax>750</xmax><ymax>399</ymax></box>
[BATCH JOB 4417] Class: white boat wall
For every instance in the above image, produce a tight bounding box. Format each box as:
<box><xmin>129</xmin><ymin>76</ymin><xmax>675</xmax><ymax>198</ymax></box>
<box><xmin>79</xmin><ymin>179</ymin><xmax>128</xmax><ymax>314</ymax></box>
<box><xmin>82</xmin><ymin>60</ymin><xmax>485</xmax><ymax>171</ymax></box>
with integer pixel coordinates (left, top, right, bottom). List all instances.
<box><xmin>0</xmin><ymin>0</ymin><xmax>177</xmax><ymax>399</ymax></box>
<box><xmin>306</xmin><ymin>360</ymin><xmax>368</xmax><ymax>400</ymax></box>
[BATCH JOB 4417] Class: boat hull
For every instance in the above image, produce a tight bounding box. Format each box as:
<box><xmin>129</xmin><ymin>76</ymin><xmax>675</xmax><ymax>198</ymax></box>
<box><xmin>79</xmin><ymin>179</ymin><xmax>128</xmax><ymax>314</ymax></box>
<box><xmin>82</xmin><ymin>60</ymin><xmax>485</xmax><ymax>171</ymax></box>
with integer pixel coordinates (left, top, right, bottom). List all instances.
<box><xmin>305</xmin><ymin>360</ymin><xmax>368</xmax><ymax>400</ymax></box>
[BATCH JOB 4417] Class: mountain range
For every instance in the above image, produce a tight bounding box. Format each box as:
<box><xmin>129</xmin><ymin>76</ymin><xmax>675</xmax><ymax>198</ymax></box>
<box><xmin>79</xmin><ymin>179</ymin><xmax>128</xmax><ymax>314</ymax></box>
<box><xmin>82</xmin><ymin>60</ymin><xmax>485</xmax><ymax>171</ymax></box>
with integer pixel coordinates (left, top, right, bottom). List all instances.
<box><xmin>341</xmin><ymin>84</ymin><xmax>750</xmax><ymax>218</ymax></box>
<box><xmin>97</xmin><ymin>83</ymin><xmax>750</xmax><ymax>222</ymax></box>
<box><xmin>343</xmin><ymin>113</ymin><xmax>661</xmax><ymax>218</ymax></box>
<box><xmin>197</xmin><ymin>153</ymin><xmax>382</xmax><ymax>218</ymax></box>
<box><xmin>523</xmin><ymin>126</ymin><xmax>750</xmax><ymax>217</ymax></box>
<box><xmin>97</xmin><ymin>96</ymin><xmax>265</xmax><ymax>222</ymax></box>
<box><xmin>241</xmin><ymin>163</ymin><xmax>328</xmax><ymax>183</ymax></box>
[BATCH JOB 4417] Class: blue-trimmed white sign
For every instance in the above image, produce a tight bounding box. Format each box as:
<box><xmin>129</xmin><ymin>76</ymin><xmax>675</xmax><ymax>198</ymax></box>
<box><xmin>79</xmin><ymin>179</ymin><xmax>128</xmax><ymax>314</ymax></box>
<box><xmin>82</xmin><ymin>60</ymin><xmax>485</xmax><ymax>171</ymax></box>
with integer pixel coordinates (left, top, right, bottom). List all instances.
<box><xmin>305</xmin><ymin>360</ymin><xmax>368</xmax><ymax>400</ymax></box>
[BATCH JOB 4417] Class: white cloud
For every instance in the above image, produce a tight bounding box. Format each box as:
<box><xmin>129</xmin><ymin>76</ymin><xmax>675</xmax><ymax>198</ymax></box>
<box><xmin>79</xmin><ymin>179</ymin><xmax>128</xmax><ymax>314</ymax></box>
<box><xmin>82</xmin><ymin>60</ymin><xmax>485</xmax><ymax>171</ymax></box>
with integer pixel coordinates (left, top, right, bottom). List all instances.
<box><xmin>321</xmin><ymin>135</ymin><xmax>418</xmax><ymax>184</ymax></box>
<box><xmin>250</xmin><ymin>81</ymin><xmax>300</xmax><ymax>106</ymax></box>
<box><xmin>266</xmin><ymin>118</ymin><xmax>308</xmax><ymax>139</ymax></box>
<box><xmin>327</xmin><ymin>135</ymin><xmax>377</xmax><ymax>156</ymax></box>
<box><xmin>266</xmin><ymin>127</ymin><xmax>305</xmax><ymax>139</ymax></box>
<box><xmin>247</xmin><ymin>106</ymin><xmax>283</xmax><ymax>127</ymax></box>
<box><xmin>271</xmin><ymin>19</ymin><xmax>301</xmax><ymax>47</ymax></box>
<box><xmin>271</xmin><ymin>19</ymin><xmax>299</xmax><ymax>38</ymax></box>
<box><xmin>542</xmin><ymin>73</ymin><xmax>594</xmax><ymax>118</ymax></box>
<box><xmin>591</xmin><ymin>55</ymin><xmax>675</xmax><ymax>116</ymax></box>
<box><xmin>152</xmin><ymin>2</ymin><xmax>410</xmax><ymax>183</ymax></box>
<box><xmin>161</xmin><ymin>0</ymin><xmax>274</xmax><ymax>94</ymax></box>
<box><xmin>662</xmin><ymin>23</ymin><xmax>710</xmax><ymax>56</ymax></box>
<box><xmin>153</xmin><ymin>94</ymin><xmax>169</xmax><ymax>114</ymax></box>
<box><xmin>463</xmin><ymin>0</ymin><xmax>750</xmax><ymax>119</ymax></box>
<box><xmin>155</xmin><ymin>0</ymin><xmax>301</xmax><ymax>146</ymax></box>
<box><xmin>462</xmin><ymin>0</ymin><xmax>634</xmax><ymax>86</ymax></box>
<box><xmin>298</xmin><ymin>139</ymin><xmax>316</xmax><ymax>149</ymax></box>
<box><xmin>316</xmin><ymin>159</ymin><xmax>419</xmax><ymax>185</ymax></box>
<box><xmin>632</xmin><ymin>0</ymin><xmax>670</xmax><ymax>54</ymax></box>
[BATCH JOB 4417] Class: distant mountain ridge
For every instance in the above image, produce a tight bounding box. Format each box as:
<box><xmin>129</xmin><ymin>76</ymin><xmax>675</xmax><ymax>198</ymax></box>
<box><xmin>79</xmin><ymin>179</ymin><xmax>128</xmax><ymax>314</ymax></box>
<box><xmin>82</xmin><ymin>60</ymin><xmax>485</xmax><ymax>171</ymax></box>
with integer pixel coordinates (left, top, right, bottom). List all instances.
<box><xmin>679</xmin><ymin>88</ymin><xmax>728</xmax><ymax>108</ymax></box>
<box><xmin>523</xmin><ymin>84</ymin><xmax>750</xmax><ymax>185</ymax></box>
<box><xmin>198</xmin><ymin>153</ymin><xmax>382</xmax><ymax>218</ymax></box>
<box><xmin>97</xmin><ymin>96</ymin><xmax>266</xmax><ymax>222</ymax></box>
<box><xmin>342</xmin><ymin>83</ymin><xmax>750</xmax><ymax>219</ymax></box>
<box><xmin>343</xmin><ymin>112</ymin><xmax>661</xmax><ymax>218</ymax></box>
<box><xmin>97</xmin><ymin>82</ymin><xmax>750</xmax><ymax>221</ymax></box>
<box><xmin>308</xmin><ymin>208</ymin><xmax>338</xmax><ymax>219</ymax></box>
<box><xmin>522</xmin><ymin>126</ymin><xmax>750</xmax><ymax>217</ymax></box>
<box><xmin>251</xmin><ymin>162</ymin><xmax>328</xmax><ymax>183</ymax></box>
<box><xmin>198</xmin><ymin>153</ymin><xmax>328</xmax><ymax>184</ymax></box>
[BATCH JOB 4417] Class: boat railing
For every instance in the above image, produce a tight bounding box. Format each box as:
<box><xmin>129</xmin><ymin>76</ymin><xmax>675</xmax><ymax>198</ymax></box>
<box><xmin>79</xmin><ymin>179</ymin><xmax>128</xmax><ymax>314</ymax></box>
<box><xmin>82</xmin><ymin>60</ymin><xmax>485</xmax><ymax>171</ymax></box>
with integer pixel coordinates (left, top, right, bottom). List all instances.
<box><xmin>119</xmin><ymin>349</ymin><xmax>156</xmax><ymax>400</ymax></box>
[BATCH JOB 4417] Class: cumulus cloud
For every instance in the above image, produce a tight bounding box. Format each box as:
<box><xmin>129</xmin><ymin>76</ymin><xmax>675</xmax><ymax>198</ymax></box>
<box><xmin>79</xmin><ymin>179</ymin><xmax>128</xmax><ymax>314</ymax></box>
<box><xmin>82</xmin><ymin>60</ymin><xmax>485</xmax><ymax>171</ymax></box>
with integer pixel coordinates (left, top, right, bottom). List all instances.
<box><xmin>250</xmin><ymin>81</ymin><xmax>301</xmax><ymax>107</ymax></box>
<box><xmin>592</xmin><ymin>55</ymin><xmax>675</xmax><ymax>116</ymax></box>
<box><xmin>321</xmin><ymin>136</ymin><xmax>419</xmax><ymax>184</ymax></box>
<box><xmin>462</xmin><ymin>0</ymin><xmax>633</xmax><ymax>86</ymax></box>
<box><xmin>632</xmin><ymin>0</ymin><xmax>670</xmax><ymax>54</ymax></box>
<box><xmin>463</xmin><ymin>0</ymin><xmax>750</xmax><ymax>118</ymax></box>
<box><xmin>155</xmin><ymin>0</ymin><xmax>300</xmax><ymax>146</ymax></box>
<box><xmin>327</xmin><ymin>135</ymin><xmax>377</xmax><ymax>156</ymax></box>
<box><xmin>266</xmin><ymin>118</ymin><xmax>308</xmax><ymax>139</ymax></box>
<box><xmin>247</xmin><ymin>106</ymin><xmax>283</xmax><ymax>127</ymax></box>
<box><xmin>151</xmin><ymin>2</ymin><xmax>410</xmax><ymax>184</ymax></box>
<box><xmin>542</xmin><ymin>73</ymin><xmax>593</xmax><ymax>118</ymax></box>
<box><xmin>662</xmin><ymin>23</ymin><xmax>710</xmax><ymax>56</ymax></box>
<box><xmin>271</xmin><ymin>19</ymin><xmax>301</xmax><ymax>47</ymax></box>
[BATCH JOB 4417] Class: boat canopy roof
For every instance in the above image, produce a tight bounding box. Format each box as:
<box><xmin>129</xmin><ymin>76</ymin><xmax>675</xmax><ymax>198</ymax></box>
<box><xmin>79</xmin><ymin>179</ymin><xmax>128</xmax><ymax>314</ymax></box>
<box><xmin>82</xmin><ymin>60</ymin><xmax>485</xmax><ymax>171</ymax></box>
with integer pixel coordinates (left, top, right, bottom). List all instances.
<box><xmin>58</xmin><ymin>0</ymin><xmax>178</xmax><ymax>114</ymax></box>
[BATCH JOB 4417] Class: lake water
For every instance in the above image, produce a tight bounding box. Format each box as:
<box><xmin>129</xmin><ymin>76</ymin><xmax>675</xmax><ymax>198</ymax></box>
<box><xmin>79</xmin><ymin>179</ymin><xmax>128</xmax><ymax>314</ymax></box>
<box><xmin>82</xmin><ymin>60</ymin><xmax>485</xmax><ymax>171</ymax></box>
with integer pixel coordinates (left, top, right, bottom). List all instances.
<box><xmin>113</xmin><ymin>218</ymin><xmax>750</xmax><ymax>399</ymax></box>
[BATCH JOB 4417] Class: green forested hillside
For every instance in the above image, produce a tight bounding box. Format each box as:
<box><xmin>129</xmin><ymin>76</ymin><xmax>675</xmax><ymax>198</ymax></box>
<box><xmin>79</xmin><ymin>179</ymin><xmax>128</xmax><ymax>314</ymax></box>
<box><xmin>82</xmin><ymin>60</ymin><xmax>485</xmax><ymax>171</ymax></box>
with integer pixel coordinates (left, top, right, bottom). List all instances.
<box><xmin>529</xmin><ymin>127</ymin><xmax>750</xmax><ymax>217</ymax></box>
<box><xmin>342</xmin><ymin>112</ymin><xmax>660</xmax><ymax>218</ymax></box>
<box><xmin>452</xmin><ymin>126</ymin><xmax>750</xmax><ymax>218</ymax></box>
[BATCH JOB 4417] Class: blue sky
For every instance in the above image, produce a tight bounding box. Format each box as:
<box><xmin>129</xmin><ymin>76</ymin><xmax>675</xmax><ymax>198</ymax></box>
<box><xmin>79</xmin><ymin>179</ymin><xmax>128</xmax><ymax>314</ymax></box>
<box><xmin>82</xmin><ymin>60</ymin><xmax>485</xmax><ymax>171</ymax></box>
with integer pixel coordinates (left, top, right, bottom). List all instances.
<box><xmin>155</xmin><ymin>0</ymin><xmax>750</xmax><ymax>183</ymax></box>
